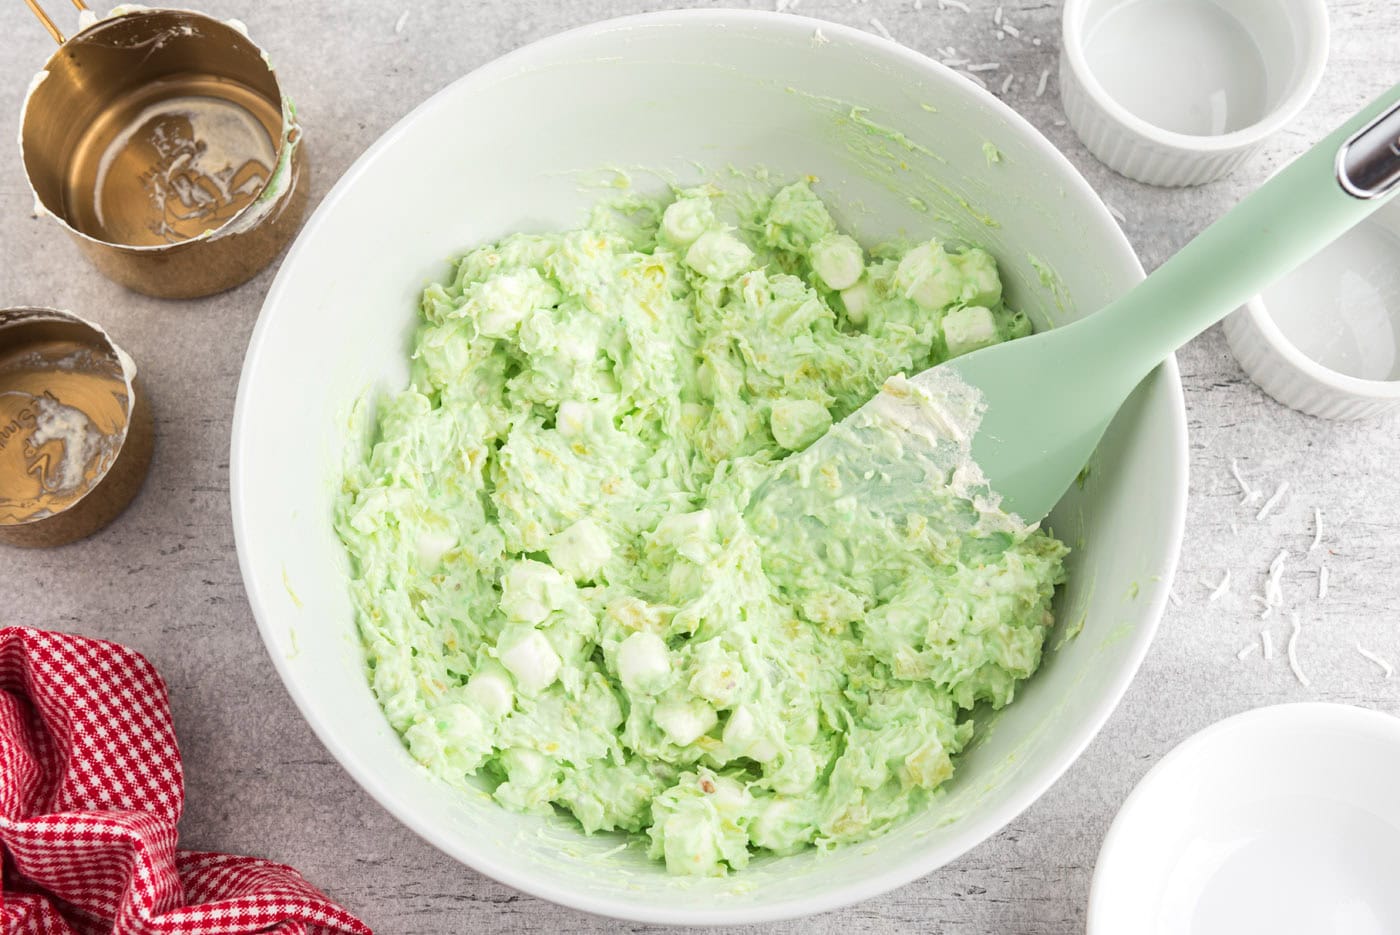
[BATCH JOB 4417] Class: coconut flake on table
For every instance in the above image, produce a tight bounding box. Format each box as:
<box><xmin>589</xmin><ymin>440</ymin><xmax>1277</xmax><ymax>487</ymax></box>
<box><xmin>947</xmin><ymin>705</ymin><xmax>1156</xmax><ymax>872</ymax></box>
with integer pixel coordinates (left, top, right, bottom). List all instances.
<box><xmin>1256</xmin><ymin>481</ymin><xmax>1289</xmax><ymax>521</ymax></box>
<box><xmin>1318</xmin><ymin>564</ymin><xmax>1329</xmax><ymax>600</ymax></box>
<box><xmin>1287</xmin><ymin>613</ymin><xmax>1310</xmax><ymax>688</ymax></box>
<box><xmin>1036</xmin><ymin>68</ymin><xmax>1050</xmax><ymax>97</ymax></box>
<box><xmin>1260</xmin><ymin>549</ymin><xmax>1288</xmax><ymax>616</ymax></box>
<box><xmin>1309</xmin><ymin>507</ymin><xmax>1324</xmax><ymax>551</ymax></box>
<box><xmin>1261</xmin><ymin>629</ymin><xmax>1274</xmax><ymax>660</ymax></box>
<box><xmin>963</xmin><ymin>71</ymin><xmax>989</xmax><ymax>88</ymax></box>
<box><xmin>993</xmin><ymin>4</ymin><xmax>1002</xmax><ymax>24</ymax></box>
<box><xmin>1357</xmin><ymin>644</ymin><xmax>1394</xmax><ymax>679</ymax></box>
<box><xmin>868</xmin><ymin>16</ymin><xmax>895</xmax><ymax>40</ymax></box>
<box><xmin>1003</xmin><ymin>22</ymin><xmax>1021</xmax><ymax>37</ymax></box>
<box><xmin>1229</xmin><ymin>458</ymin><xmax>1260</xmax><ymax>504</ymax></box>
<box><xmin>1000</xmin><ymin>72</ymin><xmax>1014</xmax><ymax>94</ymax></box>
<box><xmin>1207</xmin><ymin>570</ymin><xmax>1231</xmax><ymax>602</ymax></box>
<box><xmin>1237</xmin><ymin>642</ymin><xmax>1258</xmax><ymax>661</ymax></box>
<box><xmin>1106</xmin><ymin>202</ymin><xmax>1127</xmax><ymax>224</ymax></box>
<box><xmin>966</xmin><ymin>62</ymin><xmax>1001</xmax><ymax>72</ymax></box>
<box><xmin>394</xmin><ymin>10</ymin><xmax>409</xmax><ymax>33</ymax></box>
<box><xmin>938</xmin><ymin>0</ymin><xmax>971</xmax><ymax>11</ymax></box>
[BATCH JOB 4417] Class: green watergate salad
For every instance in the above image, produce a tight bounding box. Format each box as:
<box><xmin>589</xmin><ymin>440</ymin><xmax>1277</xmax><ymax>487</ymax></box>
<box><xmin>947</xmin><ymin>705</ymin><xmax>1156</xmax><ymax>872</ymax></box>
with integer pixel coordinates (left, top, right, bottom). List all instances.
<box><xmin>336</xmin><ymin>180</ymin><xmax>1068</xmax><ymax>875</ymax></box>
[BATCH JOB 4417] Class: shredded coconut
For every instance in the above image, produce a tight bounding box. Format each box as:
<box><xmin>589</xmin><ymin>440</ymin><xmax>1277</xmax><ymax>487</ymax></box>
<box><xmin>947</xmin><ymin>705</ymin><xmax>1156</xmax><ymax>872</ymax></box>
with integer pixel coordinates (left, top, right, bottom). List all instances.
<box><xmin>963</xmin><ymin>71</ymin><xmax>988</xmax><ymax>88</ymax></box>
<box><xmin>966</xmin><ymin>62</ymin><xmax>1001</xmax><ymax>72</ymax></box>
<box><xmin>1287</xmin><ymin>614</ymin><xmax>1310</xmax><ymax>688</ymax></box>
<box><xmin>1237</xmin><ymin>642</ymin><xmax>1258</xmax><ymax>661</ymax></box>
<box><xmin>938</xmin><ymin>0</ymin><xmax>971</xmax><ymax>11</ymax></box>
<box><xmin>942</xmin><ymin>58</ymin><xmax>971</xmax><ymax>66</ymax></box>
<box><xmin>1003</xmin><ymin>22</ymin><xmax>1021</xmax><ymax>37</ymax></box>
<box><xmin>1318</xmin><ymin>564</ymin><xmax>1329</xmax><ymax>600</ymax></box>
<box><xmin>1256</xmin><ymin>481</ymin><xmax>1288</xmax><ymax>521</ymax></box>
<box><xmin>993</xmin><ymin>4</ymin><xmax>1003</xmax><ymax>24</ymax></box>
<box><xmin>1357</xmin><ymin>644</ymin><xmax>1394</xmax><ymax>679</ymax></box>
<box><xmin>1000</xmin><ymin>72</ymin><xmax>1014</xmax><ymax>94</ymax></box>
<box><xmin>1261</xmin><ymin>549</ymin><xmax>1287</xmax><ymax>615</ymax></box>
<box><xmin>1229</xmin><ymin>458</ymin><xmax>1260</xmax><ymax>504</ymax></box>
<box><xmin>1106</xmin><ymin>202</ymin><xmax>1126</xmax><ymax>224</ymax></box>
<box><xmin>1309</xmin><ymin>507</ymin><xmax>1323</xmax><ymax>551</ymax></box>
<box><xmin>868</xmin><ymin>16</ymin><xmax>895</xmax><ymax>40</ymax></box>
<box><xmin>393</xmin><ymin>10</ymin><xmax>409</xmax><ymax>33</ymax></box>
<box><xmin>1261</xmin><ymin>630</ymin><xmax>1274</xmax><ymax>660</ymax></box>
<box><xmin>1207</xmin><ymin>571</ymin><xmax>1231</xmax><ymax>602</ymax></box>
<box><xmin>1035</xmin><ymin>68</ymin><xmax>1050</xmax><ymax>97</ymax></box>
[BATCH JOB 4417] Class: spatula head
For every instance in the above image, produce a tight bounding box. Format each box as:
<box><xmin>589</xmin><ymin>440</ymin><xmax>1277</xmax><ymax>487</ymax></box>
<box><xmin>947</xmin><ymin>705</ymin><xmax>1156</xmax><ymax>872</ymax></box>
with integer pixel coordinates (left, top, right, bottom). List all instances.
<box><xmin>940</xmin><ymin>322</ymin><xmax>1122</xmax><ymax>523</ymax></box>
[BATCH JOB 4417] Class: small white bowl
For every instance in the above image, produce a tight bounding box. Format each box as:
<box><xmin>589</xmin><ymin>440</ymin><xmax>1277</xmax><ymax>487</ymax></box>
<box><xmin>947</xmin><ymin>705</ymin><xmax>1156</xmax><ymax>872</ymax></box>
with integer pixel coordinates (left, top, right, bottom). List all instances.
<box><xmin>1061</xmin><ymin>0</ymin><xmax>1329</xmax><ymax>186</ymax></box>
<box><xmin>1224</xmin><ymin>197</ymin><xmax>1400</xmax><ymax>420</ymax></box>
<box><xmin>1088</xmin><ymin>703</ymin><xmax>1400</xmax><ymax>935</ymax></box>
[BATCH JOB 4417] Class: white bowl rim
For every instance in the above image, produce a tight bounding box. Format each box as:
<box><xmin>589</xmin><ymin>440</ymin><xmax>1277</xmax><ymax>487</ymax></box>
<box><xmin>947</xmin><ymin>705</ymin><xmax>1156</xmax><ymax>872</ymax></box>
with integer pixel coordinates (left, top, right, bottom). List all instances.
<box><xmin>1060</xmin><ymin>0</ymin><xmax>1330</xmax><ymax>153</ymax></box>
<box><xmin>1085</xmin><ymin>702</ymin><xmax>1400</xmax><ymax>930</ymax></box>
<box><xmin>1242</xmin><ymin>294</ymin><xmax>1400</xmax><ymax>400</ymax></box>
<box><xmin>231</xmin><ymin>8</ymin><xmax>1189</xmax><ymax>925</ymax></box>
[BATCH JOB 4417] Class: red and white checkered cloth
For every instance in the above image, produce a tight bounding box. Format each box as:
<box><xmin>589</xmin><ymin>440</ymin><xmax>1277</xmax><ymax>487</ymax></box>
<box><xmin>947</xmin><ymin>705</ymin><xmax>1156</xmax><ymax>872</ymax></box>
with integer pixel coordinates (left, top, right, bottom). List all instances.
<box><xmin>0</xmin><ymin>626</ymin><xmax>372</xmax><ymax>935</ymax></box>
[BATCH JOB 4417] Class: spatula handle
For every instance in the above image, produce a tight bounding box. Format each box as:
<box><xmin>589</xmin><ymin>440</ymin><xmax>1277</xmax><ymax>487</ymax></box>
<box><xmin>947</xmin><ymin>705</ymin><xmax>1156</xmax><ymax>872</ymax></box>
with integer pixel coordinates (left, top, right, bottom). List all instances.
<box><xmin>1097</xmin><ymin>81</ymin><xmax>1400</xmax><ymax>384</ymax></box>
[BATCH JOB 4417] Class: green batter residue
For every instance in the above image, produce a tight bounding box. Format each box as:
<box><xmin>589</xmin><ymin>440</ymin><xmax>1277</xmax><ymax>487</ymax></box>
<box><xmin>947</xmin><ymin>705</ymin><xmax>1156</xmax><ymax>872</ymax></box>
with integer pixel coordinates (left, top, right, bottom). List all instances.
<box><xmin>336</xmin><ymin>180</ymin><xmax>1068</xmax><ymax>875</ymax></box>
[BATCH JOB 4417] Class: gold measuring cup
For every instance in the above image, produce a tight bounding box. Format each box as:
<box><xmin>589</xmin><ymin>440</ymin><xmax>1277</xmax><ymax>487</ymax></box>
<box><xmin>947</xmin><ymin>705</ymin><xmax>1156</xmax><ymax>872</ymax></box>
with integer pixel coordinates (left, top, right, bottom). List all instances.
<box><xmin>19</xmin><ymin>2</ymin><xmax>308</xmax><ymax>299</ymax></box>
<box><xmin>0</xmin><ymin>307</ymin><xmax>153</xmax><ymax>547</ymax></box>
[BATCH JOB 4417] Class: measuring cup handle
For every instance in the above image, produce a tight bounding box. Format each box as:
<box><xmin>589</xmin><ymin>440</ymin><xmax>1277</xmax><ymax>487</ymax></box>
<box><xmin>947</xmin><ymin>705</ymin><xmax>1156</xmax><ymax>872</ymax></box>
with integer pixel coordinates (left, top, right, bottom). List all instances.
<box><xmin>22</xmin><ymin>0</ymin><xmax>92</xmax><ymax>45</ymax></box>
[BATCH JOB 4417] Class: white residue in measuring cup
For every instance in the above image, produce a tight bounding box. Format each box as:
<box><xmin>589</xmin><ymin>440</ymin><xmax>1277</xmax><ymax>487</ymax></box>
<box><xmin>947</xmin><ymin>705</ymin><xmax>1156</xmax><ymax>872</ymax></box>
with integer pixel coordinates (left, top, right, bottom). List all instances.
<box><xmin>94</xmin><ymin>95</ymin><xmax>277</xmax><ymax>242</ymax></box>
<box><xmin>28</xmin><ymin>394</ymin><xmax>113</xmax><ymax>496</ymax></box>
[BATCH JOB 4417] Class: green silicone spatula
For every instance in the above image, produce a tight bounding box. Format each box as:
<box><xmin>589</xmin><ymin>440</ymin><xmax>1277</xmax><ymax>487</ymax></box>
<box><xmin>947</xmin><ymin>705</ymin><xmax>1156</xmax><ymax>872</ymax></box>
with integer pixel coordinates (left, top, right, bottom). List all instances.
<box><xmin>907</xmin><ymin>82</ymin><xmax>1400</xmax><ymax>523</ymax></box>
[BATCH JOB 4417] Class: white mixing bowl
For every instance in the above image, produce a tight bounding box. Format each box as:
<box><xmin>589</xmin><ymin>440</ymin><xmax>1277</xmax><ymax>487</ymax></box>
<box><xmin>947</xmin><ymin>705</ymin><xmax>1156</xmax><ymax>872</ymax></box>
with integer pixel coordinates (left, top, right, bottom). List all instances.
<box><xmin>232</xmin><ymin>11</ymin><xmax>1186</xmax><ymax>925</ymax></box>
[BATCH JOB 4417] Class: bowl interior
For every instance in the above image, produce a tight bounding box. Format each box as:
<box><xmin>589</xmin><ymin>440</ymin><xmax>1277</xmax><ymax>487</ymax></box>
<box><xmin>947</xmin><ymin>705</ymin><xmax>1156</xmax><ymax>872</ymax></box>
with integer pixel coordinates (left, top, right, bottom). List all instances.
<box><xmin>232</xmin><ymin>12</ymin><xmax>1186</xmax><ymax>924</ymax></box>
<box><xmin>1088</xmin><ymin>704</ymin><xmax>1400</xmax><ymax>934</ymax></box>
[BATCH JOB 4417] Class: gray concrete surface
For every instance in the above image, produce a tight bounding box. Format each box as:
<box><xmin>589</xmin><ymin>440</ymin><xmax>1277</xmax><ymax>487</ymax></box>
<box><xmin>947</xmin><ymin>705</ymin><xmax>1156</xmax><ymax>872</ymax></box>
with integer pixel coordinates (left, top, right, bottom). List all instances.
<box><xmin>3</xmin><ymin>1</ymin><xmax>1398</xmax><ymax>932</ymax></box>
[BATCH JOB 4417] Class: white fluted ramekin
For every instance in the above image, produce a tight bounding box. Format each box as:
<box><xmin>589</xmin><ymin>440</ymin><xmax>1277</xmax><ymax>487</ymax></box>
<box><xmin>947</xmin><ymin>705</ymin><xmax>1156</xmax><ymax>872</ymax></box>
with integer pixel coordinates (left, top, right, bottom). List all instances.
<box><xmin>1225</xmin><ymin>194</ymin><xmax>1400</xmax><ymax>421</ymax></box>
<box><xmin>1061</xmin><ymin>0</ymin><xmax>1329</xmax><ymax>187</ymax></box>
<box><xmin>1225</xmin><ymin>299</ymin><xmax>1400</xmax><ymax>421</ymax></box>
